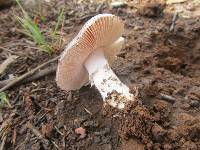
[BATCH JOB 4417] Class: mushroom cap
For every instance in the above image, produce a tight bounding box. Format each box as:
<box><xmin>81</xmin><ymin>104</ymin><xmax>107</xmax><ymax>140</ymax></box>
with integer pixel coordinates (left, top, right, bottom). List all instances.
<box><xmin>56</xmin><ymin>14</ymin><xmax>124</xmax><ymax>91</ymax></box>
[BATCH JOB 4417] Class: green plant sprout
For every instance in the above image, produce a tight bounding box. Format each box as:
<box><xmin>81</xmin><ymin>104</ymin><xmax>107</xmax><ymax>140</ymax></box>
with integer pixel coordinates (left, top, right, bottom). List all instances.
<box><xmin>51</xmin><ymin>7</ymin><xmax>65</xmax><ymax>50</ymax></box>
<box><xmin>53</xmin><ymin>8</ymin><xmax>65</xmax><ymax>36</ymax></box>
<box><xmin>15</xmin><ymin>0</ymin><xmax>65</xmax><ymax>54</ymax></box>
<box><xmin>0</xmin><ymin>92</ymin><xmax>12</xmax><ymax>108</ymax></box>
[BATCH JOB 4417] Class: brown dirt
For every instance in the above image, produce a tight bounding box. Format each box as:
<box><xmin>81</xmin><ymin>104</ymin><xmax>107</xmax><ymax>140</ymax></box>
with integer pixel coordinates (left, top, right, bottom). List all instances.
<box><xmin>0</xmin><ymin>0</ymin><xmax>200</xmax><ymax>150</ymax></box>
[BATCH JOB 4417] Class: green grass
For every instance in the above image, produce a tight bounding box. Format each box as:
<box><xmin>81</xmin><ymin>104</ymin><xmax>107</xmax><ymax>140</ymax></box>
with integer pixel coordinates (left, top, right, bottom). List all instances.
<box><xmin>51</xmin><ymin>7</ymin><xmax>65</xmax><ymax>50</ymax></box>
<box><xmin>15</xmin><ymin>0</ymin><xmax>65</xmax><ymax>55</ymax></box>
<box><xmin>53</xmin><ymin>8</ymin><xmax>65</xmax><ymax>36</ymax></box>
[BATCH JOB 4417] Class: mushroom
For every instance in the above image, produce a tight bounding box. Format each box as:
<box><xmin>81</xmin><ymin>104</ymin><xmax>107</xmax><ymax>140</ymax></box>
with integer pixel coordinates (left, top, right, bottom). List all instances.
<box><xmin>56</xmin><ymin>14</ymin><xmax>134</xmax><ymax>109</ymax></box>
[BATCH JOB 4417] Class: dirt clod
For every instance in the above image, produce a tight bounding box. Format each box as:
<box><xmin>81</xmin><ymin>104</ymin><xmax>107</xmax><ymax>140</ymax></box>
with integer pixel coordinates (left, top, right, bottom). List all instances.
<box><xmin>103</xmin><ymin>100</ymin><xmax>154</xmax><ymax>145</ymax></box>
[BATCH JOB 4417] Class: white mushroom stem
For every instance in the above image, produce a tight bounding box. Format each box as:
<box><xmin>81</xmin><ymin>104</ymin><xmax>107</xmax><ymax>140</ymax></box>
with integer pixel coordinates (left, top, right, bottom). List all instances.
<box><xmin>84</xmin><ymin>48</ymin><xmax>134</xmax><ymax>109</ymax></box>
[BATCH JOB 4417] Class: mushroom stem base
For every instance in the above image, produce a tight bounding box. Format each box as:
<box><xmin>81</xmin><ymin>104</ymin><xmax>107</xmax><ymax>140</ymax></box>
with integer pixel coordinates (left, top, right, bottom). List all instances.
<box><xmin>84</xmin><ymin>49</ymin><xmax>133</xmax><ymax>109</ymax></box>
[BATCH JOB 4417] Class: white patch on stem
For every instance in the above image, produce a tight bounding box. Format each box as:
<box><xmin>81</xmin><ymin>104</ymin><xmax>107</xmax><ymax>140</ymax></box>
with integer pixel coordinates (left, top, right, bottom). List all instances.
<box><xmin>84</xmin><ymin>47</ymin><xmax>133</xmax><ymax>109</ymax></box>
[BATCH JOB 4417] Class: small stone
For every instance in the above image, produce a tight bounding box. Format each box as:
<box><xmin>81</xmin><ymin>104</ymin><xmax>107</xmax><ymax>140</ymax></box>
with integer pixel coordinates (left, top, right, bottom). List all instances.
<box><xmin>75</xmin><ymin>127</ymin><xmax>86</xmax><ymax>139</ymax></box>
<box><xmin>143</xmin><ymin>68</ymin><xmax>151</xmax><ymax>74</ymax></box>
<box><xmin>190</xmin><ymin>100</ymin><xmax>200</xmax><ymax>108</ymax></box>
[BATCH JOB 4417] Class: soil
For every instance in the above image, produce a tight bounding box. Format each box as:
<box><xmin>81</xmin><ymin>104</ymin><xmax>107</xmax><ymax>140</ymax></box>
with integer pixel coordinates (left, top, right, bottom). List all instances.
<box><xmin>0</xmin><ymin>0</ymin><xmax>200</xmax><ymax>150</ymax></box>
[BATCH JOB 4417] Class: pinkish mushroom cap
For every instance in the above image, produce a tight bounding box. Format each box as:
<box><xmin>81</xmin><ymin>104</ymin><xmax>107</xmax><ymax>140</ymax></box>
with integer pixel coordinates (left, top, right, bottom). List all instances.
<box><xmin>56</xmin><ymin>14</ymin><xmax>124</xmax><ymax>91</ymax></box>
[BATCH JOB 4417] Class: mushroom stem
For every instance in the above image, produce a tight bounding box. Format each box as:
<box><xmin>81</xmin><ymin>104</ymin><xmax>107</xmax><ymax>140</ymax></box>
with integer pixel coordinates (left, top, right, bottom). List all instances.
<box><xmin>84</xmin><ymin>48</ymin><xmax>133</xmax><ymax>109</ymax></box>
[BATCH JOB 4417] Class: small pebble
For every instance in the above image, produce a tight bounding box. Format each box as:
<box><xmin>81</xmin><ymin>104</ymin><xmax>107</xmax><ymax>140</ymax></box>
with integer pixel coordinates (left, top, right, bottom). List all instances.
<box><xmin>190</xmin><ymin>100</ymin><xmax>200</xmax><ymax>108</ymax></box>
<box><xmin>75</xmin><ymin>127</ymin><xmax>86</xmax><ymax>139</ymax></box>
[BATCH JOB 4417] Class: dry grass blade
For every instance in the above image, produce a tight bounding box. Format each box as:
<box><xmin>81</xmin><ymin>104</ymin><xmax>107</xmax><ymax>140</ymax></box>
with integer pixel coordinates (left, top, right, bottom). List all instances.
<box><xmin>0</xmin><ymin>134</ymin><xmax>7</xmax><ymax>150</ymax></box>
<box><xmin>0</xmin><ymin>55</ymin><xmax>18</xmax><ymax>75</ymax></box>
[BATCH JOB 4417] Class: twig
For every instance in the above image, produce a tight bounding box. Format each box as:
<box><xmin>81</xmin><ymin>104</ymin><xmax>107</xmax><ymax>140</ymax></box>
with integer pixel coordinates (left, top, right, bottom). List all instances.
<box><xmin>0</xmin><ymin>56</ymin><xmax>59</xmax><ymax>92</ymax></box>
<box><xmin>96</xmin><ymin>2</ymin><xmax>104</xmax><ymax>13</ymax></box>
<box><xmin>0</xmin><ymin>79</ymin><xmax>11</xmax><ymax>88</ymax></box>
<box><xmin>51</xmin><ymin>140</ymin><xmax>59</xmax><ymax>149</ymax></box>
<box><xmin>23</xmin><ymin>45</ymin><xmax>47</xmax><ymax>52</ymax></box>
<box><xmin>0</xmin><ymin>55</ymin><xmax>18</xmax><ymax>75</ymax></box>
<box><xmin>84</xmin><ymin>107</ymin><xmax>92</xmax><ymax>115</ymax></box>
<box><xmin>54</xmin><ymin>125</ymin><xmax>64</xmax><ymax>136</ymax></box>
<box><xmin>78</xmin><ymin>14</ymin><xmax>95</xmax><ymax>22</ymax></box>
<box><xmin>0</xmin><ymin>65</ymin><xmax>57</xmax><ymax>88</ymax></box>
<box><xmin>110</xmin><ymin>1</ymin><xmax>127</xmax><ymax>9</ymax></box>
<box><xmin>12</xmin><ymin>128</ymin><xmax>17</xmax><ymax>145</ymax></box>
<box><xmin>26</xmin><ymin>122</ymin><xmax>44</xmax><ymax>139</ymax></box>
<box><xmin>160</xmin><ymin>93</ymin><xmax>176</xmax><ymax>103</ymax></box>
<box><xmin>0</xmin><ymin>46</ymin><xmax>15</xmax><ymax>55</ymax></box>
<box><xmin>24</xmin><ymin>65</ymin><xmax>57</xmax><ymax>83</ymax></box>
<box><xmin>0</xmin><ymin>135</ymin><xmax>7</xmax><ymax>150</ymax></box>
<box><xmin>0</xmin><ymin>46</ymin><xmax>22</xmax><ymax>56</ymax></box>
<box><xmin>170</xmin><ymin>12</ymin><xmax>178</xmax><ymax>31</ymax></box>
